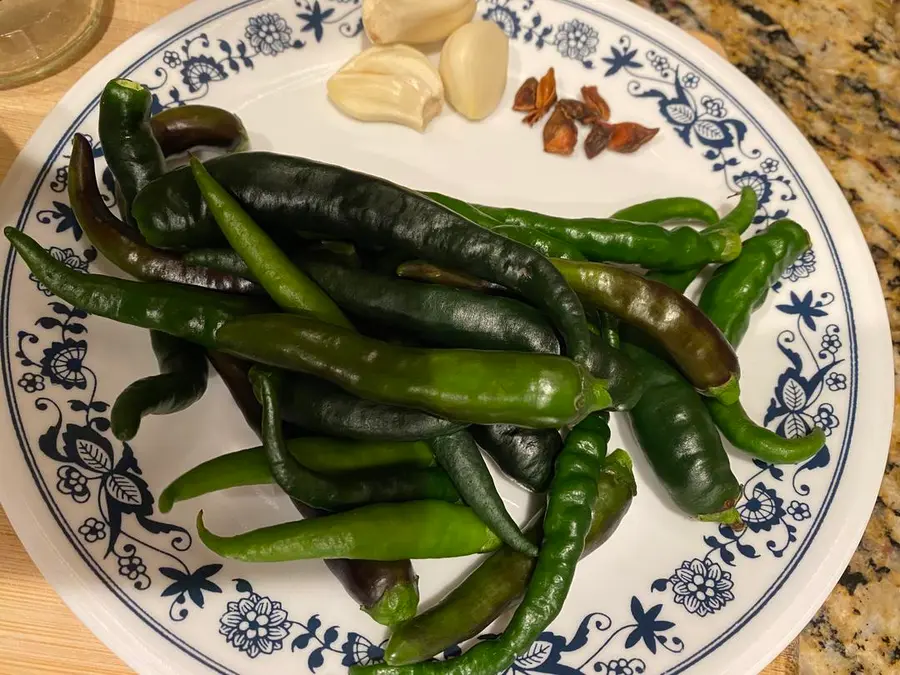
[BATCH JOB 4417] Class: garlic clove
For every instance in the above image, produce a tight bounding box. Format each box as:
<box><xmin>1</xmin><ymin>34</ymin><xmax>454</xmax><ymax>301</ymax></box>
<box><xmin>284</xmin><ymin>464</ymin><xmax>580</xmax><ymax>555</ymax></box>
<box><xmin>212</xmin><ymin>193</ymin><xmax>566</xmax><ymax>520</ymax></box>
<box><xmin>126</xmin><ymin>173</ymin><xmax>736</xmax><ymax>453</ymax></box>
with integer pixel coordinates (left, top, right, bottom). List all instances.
<box><xmin>327</xmin><ymin>44</ymin><xmax>443</xmax><ymax>132</ymax></box>
<box><xmin>362</xmin><ymin>0</ymin><xmax>476</xmax><ymax>45</ymax></box>
<box><xmin>439</xmin><ymin>21</ymin><xmax>510</xmax><ymax>121</ymax></box>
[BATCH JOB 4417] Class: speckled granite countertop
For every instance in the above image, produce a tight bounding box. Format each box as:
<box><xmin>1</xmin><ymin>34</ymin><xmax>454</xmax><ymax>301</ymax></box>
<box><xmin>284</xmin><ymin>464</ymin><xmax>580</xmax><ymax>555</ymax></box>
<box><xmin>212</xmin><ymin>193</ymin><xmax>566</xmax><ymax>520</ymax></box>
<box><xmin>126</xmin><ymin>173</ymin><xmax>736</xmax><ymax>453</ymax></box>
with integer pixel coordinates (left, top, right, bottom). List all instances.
<box><xmin>631</xmin><ymin>1</ymin><xmax>900</xmax><ymax>672</ymax></box>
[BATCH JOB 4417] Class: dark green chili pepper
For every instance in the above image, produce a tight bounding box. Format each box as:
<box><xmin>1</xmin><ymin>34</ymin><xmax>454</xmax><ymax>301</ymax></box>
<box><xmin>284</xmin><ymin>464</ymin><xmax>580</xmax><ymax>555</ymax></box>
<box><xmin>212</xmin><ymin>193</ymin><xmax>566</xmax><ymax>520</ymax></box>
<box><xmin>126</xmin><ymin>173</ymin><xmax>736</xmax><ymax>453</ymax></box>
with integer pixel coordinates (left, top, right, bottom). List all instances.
<box><xmin>190</xmin><ymin>157</ymin><xmax>352</xmax><ymax>327</ymax></box>
<box><xmin>6</xmin><ymin>228</ymin><xmax>263</xmax><ymax>349</ymax></box>
<box><xmin>206</xmin><ymin>351</ymin><xmax>265</xmax><ymax>435</ymax></box>
<box><xmin>183</xmin><ymin>248</ymin><xmax>253</xmax><ymax>278</ymax></box>
<box><xmin>611</xmin><ymin>196</ymin><xmax>719</xmax><ymax>224</ymax></box>
<box><xmin>490</xmin><ymin>225</ymin><xmax>587</xmax><ymax>261</ymax></box>
<box><xmin>473</xmin><ymin>204</ymin><xmax>740</xmax><ymax>271</ymax></box>
<box><xmin>110</xmin><ymin>332</ymin><xmax>208</xmax><ymax>441</ymax></box>
<box><xmin>99</xmin><ymin>79</ymin><xmax>165</xmax><ymax>223</ymax></box>
<box><xmin>384</xmin><ymin>449</ymin><xmax>635</xmax><ymax>666</ymax></box>
<box><xmin>299</xmin><ymin>259</ymin><xmax>559</xmax><ymax>354</ymax></box>
<box><xmin>281</xmin><ymin>372</ymin><xmax>466</xmax><ymax>441</ymax></box>
<box><xmin>68</xmin><ymin>134</ymin><xmax>259</xmax><ymax>294</ymax></box>
<box><xmin>150</xmin><ymin>104</ymin><xmax>249</xmax><ymax>157</ymax></box>
<box><xmin>215</xmin><ymin>313</ymin><xmax>611</xmax><ymax>428</ymax></box>
<box><xmin>589</xmin><ymin>332</ymin><xmax>644</xmax><ymax>411</ymax></box>
<box><xmin>429</xmin><ymin>430</ymin><xmax>536</xmax><ymax>556</ymax></box>
<box><xmin>623</xmin><ymin>343</ymin><xmax>743</xmax><ymax>527</ymax></box>
<box><xmin>470</xmin><ymin>425</ymin><xmax>560</xmax><ymax>493</ymax></box>
<box><xmin>352</xmin><ymin>414</ymin><xmax>611</xmax><ymax>675</ymax></box>
<box><xmin>196</xmin><ymin>501</ymin><xmax>503</xmax><ymax>562</ymax></box>
<box><xmin>553</xmin><ymin>258</ymin><xmax>740</xmax><ymax>404</ymax></box>
<box><xmin>395</xmin><ymin>262</ymin><xmax>507</xmax><ymax>294</ymax></box>
<box><xmin>131</xmin><ymin>152</ymin><xmax>595</xmax><ymax>369</ymax></box>
<box><xmin>421</xmin><ymin>192</ymin><xmax>501</xmax><ymax>228</ymax></box>
<box><xmin>596</xmin><ymin>311</ymin><xmax>620</xmax><ymax>348</ymax></box>
<box><xmin>158</xmin><ymin>438</ymin><xmax>436</xmax><ymax>512</ymax></box>
<box><xmin>647</xmin><ymin>187</ymin><xmax>759</xmax><ymax>292</ymax></box>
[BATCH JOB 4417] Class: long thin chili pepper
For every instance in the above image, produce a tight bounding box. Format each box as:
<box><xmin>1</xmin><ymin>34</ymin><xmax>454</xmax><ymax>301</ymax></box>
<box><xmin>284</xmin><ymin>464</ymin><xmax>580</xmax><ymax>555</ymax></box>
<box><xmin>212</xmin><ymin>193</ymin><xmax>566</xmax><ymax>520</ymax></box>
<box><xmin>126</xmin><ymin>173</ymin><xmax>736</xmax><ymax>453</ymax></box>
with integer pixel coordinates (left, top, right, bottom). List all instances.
<box><xmin>395</xmin><ymin>262</ymin><xmax>506</xmax><ymax>294</ymax></box>
<box><xmin>611</xmin><ymin>196</ymin><xmax>719</xmax><ymax>224</ymax></box>
<box><xmin>429</xmin><ymin>430</ymin><xmax>536</xmax><ymax>557</ymax></box>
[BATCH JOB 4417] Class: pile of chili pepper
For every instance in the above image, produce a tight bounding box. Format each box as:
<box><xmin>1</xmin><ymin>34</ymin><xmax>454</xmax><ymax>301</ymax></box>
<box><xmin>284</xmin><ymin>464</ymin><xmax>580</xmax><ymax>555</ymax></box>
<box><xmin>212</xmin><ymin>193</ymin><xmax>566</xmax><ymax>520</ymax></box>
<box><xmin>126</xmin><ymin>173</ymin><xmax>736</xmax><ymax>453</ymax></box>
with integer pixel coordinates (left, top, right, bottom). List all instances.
<box><xmin>5</xmin><ymin>77</ymin><xmax>830</xmax><ymax>671</ymax></box>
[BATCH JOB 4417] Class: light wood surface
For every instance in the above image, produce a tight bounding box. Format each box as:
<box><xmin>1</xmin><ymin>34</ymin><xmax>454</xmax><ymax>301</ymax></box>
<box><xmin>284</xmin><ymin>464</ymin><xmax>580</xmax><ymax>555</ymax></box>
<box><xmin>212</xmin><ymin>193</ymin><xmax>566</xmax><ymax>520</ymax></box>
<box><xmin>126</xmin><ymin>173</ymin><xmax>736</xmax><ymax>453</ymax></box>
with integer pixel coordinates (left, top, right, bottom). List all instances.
<box><xmin>0</xmin><ymin>1</ymin><xmax>800</xmax><ymax>673</ymax></box>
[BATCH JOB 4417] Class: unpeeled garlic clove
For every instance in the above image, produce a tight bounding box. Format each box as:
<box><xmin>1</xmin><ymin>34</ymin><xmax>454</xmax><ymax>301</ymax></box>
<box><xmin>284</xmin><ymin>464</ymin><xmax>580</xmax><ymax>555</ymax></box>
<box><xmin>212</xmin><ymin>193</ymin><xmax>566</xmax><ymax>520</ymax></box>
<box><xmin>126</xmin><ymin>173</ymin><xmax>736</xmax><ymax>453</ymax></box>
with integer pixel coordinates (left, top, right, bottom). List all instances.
<box><xmin>439</xmin><ymin>21</ymin><xmax>510</xmax><ymax>121</ymax></box>
<box><xmin>362</xmin><ymin>0</ymin><xmax>476</xmax><ymax>45</ymax></box>
<box><xmin>327</xmin><ymin>44</ymin><xmax>444</xmax><ymax>132</ymax></box>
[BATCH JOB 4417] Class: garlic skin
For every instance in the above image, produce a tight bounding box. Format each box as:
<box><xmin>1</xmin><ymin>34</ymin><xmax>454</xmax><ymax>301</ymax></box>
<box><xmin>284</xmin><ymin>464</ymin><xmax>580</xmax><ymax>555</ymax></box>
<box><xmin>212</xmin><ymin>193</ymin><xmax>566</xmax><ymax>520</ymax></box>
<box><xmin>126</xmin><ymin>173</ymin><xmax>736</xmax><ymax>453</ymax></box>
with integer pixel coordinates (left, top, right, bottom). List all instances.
<box><xmin>327</xmin><ymin>44</ymin><xmax>444</xmax><ymax>132</ymax></box>
<box><xmin>439</xmin><ymin>21</ymin><xmax>510</xmax><ymax>121</ymax></box>
<box><xmin>363</xmin><ymin>0</ymin><xmax>476</xmax><ymax>45</ymax></box>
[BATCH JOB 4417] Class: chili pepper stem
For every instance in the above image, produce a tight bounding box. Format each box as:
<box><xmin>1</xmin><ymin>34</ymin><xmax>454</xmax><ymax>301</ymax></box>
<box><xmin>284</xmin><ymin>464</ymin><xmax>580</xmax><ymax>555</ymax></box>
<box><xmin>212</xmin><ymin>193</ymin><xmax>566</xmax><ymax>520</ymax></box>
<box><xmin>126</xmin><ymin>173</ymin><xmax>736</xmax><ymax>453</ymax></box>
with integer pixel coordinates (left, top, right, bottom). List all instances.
<box><xmin>718</xmin><ymin>230</ymin><xmax>743</xmax><ymax>262</ymax></box>
<box><xmin>368</xmin><ymin>581</ymin><xmax>419</xmax><ymax>627</ymax></box>
<box><xmin>698</xmin><ymin>506</ymin><xmax>745</xmax><ymax>531</ymax></box>
<box><xmin>589</xmin><ymin>378</ymin><xmax>613</xmax><ymax>413</ymax></box>
<box><xmin>706</xmin><ymin>374</ymin><xmax>740</xmax><ymax>406</ymax></box>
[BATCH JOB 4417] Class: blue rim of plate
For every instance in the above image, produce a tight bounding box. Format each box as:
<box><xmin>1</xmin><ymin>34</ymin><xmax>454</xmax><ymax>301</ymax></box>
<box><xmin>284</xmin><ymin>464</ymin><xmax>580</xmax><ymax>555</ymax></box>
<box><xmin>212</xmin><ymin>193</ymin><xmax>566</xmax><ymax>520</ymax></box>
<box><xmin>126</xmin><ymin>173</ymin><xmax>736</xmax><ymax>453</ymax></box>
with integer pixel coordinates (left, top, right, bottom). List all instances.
<box><xmin>0</xmin><ymin>0</ymin><xmax>859</xmax><ymax>673</ymax></box>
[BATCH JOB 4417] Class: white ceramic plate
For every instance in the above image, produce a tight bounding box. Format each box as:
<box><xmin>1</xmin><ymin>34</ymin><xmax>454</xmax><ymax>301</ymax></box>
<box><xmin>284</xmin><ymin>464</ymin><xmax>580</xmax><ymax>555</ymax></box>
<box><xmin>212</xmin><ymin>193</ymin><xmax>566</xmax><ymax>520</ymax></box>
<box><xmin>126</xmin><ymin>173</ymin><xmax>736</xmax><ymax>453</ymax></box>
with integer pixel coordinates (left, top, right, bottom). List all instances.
<box><xmin>0</xmin><ymin>1</ymin><xmax>891</xmax><ymax>673</ymax></box>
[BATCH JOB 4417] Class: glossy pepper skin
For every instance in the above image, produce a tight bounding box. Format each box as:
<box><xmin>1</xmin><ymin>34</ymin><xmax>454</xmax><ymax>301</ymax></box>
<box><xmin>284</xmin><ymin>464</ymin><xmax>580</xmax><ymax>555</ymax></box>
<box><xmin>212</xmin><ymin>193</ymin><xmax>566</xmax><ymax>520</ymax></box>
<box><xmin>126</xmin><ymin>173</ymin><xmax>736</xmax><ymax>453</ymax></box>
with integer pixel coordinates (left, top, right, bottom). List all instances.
<box><xmin>68</xmin><ymin>134</ymin><xmax>259</xmax><ymax>294</ymax></box>
<box><xmin>250</xmin><ymin>367</ymin><xmax>460</xmax><ymax>511</ymax></box>
<box><xmin>150</xmin><ymin>105</ymin><xmax>249</xmax><ymax>157</ymax></box>
<box><xmin>470</xmin><ymin>425</ymin><xmax>561</xmax><ymax>493</ymax></box>
<box><xmin>110</xmin><ymin>332</ymin><xmax>208</xmax><ymax>441</ymax></box>
<box><xmin>190</xmin><ymin>157</ymin><xmax>352</xmax><ymax>328</ymax></box>
<box><xmin>553</xmin><ymin>258</ymin><xmax>740</xmax><ymax>404</ymax></box>
<box><xmin>215</xmin><ymin>314</ymin><xmax>611</xmax><ymax>428</ymax></box>
<box><xmin>131</xmin><ymin>152</ymin><xmax>595</xmax><ymax>369</ymax></box>
<box><xmin>395</xmin><ymin>262</ymin><xmax>507</xmax><ymax>295</ymax></box>
<box><xmin>611</xmin><ymin>196</ymin><xmax>719</xmax><ymax>225</ymax></box>
<box><xmin>429</xmin><ymin>430</ymin><xmax>536</xmax><ymax>557</ymax></box>
<box><xmin>352</xmin><ymin>415</ymin><xmax>611</xmax><ymax>675</ymax></box>
<box><xmin>300</xmin><ymin>259</ymin><xmax>559</xmax><ymax>354</ymax></box>
<box><xmin>647</xmin><ymin>187</ymin><xmax>758</xmax><ymax>292</ymax></box>
<box><xmin>384</xmin><ymin>449</ymin><xmax>636</xmax><ymax>666</ymax></box>
<box><xmin>6</xmin><ymin>228</ymin><xmax>263</xmax><ymax>349</ymax></box>
<box><xmin>196</xmin><ymin>501</ymin><xmax>502</xmax><ymax>562</ymax></box>
<box><xmin>474</xmin><ymin>204</ymin><xmax>741</xmax><ymax>271</ymax></box>
<box><xmin>157</xmin><ymin>438</ymin><xmax>436</xmax><ymax>512</ymax></box>
<box><xmin>588</xmin><ymin>332</ymin><xmax>644</xmax><ymax>411</ymax></box>
<box><xmin>280</xmin><ymin>372</ymin><xmax>466</xmax><ymax>441</ymax></box>
<box><xmin>623</xmin><ymin>343</ymin><xmax>743</xmax><ymax>527</ymax></box>
<box><xmin>99</xmin><ymin>79</ymin><xmax>166</xmax><ymax>224</ymax></box>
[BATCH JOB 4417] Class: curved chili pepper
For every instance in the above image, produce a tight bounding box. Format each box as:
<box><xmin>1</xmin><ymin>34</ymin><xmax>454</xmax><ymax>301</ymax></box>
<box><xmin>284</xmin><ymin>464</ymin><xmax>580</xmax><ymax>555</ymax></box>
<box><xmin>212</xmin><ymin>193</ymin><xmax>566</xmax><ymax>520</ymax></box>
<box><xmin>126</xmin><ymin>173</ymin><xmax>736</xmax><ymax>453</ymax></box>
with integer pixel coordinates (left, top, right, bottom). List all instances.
<box><xmin>384</xmin><ymin>449</ymin><xmax>635</xmax><ymax>666</ymax></box>
<box><xmin>150</xmin><ymin>105</ymin><xmax>249</xmax><ymax>157</ymax></box>
<box><xmin>352</xmin><ymin>414</ymin><xmax>611</xmax><ymax>675</ymax></box>
<box><xmin>196</xmin><ymin>501</ymin><xmax>503</xmax><ymax>562</ymax></box>
<box><xmin>473</xmin><ymin>204</ymin><xmax>741</xmax><ymax>271</ymax></box>
<box><xmin>215</xmin><ymin>313</ymin><xmax>611</xmax><ymax>428</ymax></box>
<box><xmin>109</xmin><ymin>332</ymin><xmax>208</xmax><ymax>441</ymax></box>
<box><xmin>131</xmin><ymin>152</ymin><xmax>596</xmax><ymax>369</ymax></box>
<box><xmin>395</xmin><ymin>262</ymin><xmax>506</xmax><ymax>294</ymax></box>
<box><xmin>190</xmin><ymin>157</ymin><xmax>352</xmax><ymax>327</ymax></box>
<box><xmin>611</xmin><ymin>196</ymin><xmax>719</xmax><ymax>224</ymax></box>
<box><xmin>6</xmin><ymin>228</ymin><xmax>263</xmax><ymax>349</ymax></box>
<box><xmin>623</xmin><ymin>343</ymin><xmax>743</xmax><ymax>527</ymax></box>
<box><xmin>553</xmin><ymin>258</ymin><xmax>740</xmax><ymax>404</ymax></box>
<box><xmin>68</xmin><ymin>134</ymin><xmax>259</xmax><ymax>294</ymax></box>
<box><xmin>429</xmin><ymin>430</ymin><xmax>536</xmax><ymax>556</ymax></box>
<box><xmin>647</xmin><ymin>186</ymin><xmax>759</xmax><ymax>292</ymax></box>
<box><xmin>470</xmin><ymin>425</ymin><xmax>561</xmax><ymax>493</ymax></box>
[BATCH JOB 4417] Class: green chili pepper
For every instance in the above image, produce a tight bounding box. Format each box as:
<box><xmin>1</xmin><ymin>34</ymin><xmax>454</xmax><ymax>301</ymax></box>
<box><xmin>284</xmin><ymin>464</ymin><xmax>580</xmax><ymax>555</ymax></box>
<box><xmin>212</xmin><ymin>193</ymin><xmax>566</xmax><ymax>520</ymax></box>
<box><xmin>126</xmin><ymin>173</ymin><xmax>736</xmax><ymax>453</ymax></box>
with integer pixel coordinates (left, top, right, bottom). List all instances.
<box><xmin>596</xmin><ymin>311</ymin><xmax>620</xmax><ymax>348</ymax></box>
<box><xmin>190</xmin><ymin>157</ymin><xmax>352</xmax><ymax>328</ymax></box>
<box><xmin>281</xmin><ymin>372</ymin><xmax>466</xmax><ymax>441</ymax></box>
<box><xmin>623</xmin><ymin>343</ymin><xmax>743</xmax><ymax>527</ymax></box>
<box><xmin>183</xmin><ymin>248</ymin><xmax>254</xmax><ymax>278</ymax></box>
<box><xmin>473</xmin><ymin>204</ymin><xmax>740</xmax><ymax>271</ymax></box>
<box><xmin>150</xmin><ymin>104</ymin><xmax>249</xmax><ymax>157</ymax></box>
<box><xmin>589</xmin><ymin>332</ymin><xmax>645</xmax><ymax>411</ymax></box>
<box><xmin>109</xmin><ymin>332</ymin><xmax>208</xmax><ymax>441</ymax></box>
<box><xmin>131</xmin><ymin>152</ymin><xmax>595</xmax><ymax>369</ymax></box>
<box><xmin>421</xmin><ymin>192</ymin><xmax>501</xmax><ymax>229</ymax></box>
<box><xmin>300</xmin><ymin>259</ymin><xmax>559</xmax><ymax>354</ymax></box>
<box><xmin>158</xmin><ymin>438</ymin><xmax>436</xmax><ymax>512</ymax></box>
<box><xmin>384</xmin><ymin>449</ymin><xmax>635</xmax><ymax>666</ymax></box>
<box><xmin>646</xmin><ymin>187</ymin><xmax>759</xmax><ymax>292</ymax></box>
<box><xmin>429</xmin><ymin>430</ymin><xmax>536</xmax><ymax>556</ymax></box>
<box><xmin>215</xmin><ymin>313</ymin><xmax>611</xmax><ymax>428</ymax></box>
<box><xmin>395</xmin><ymin>262</ymin><xmax>506</xmax><ymax>294</ymax></box>
<box><xmin>99</xmin><ymin>79</ymin><xmax>166</xmax><ymax>223</ymax></box>
<box><xmin>611</xmin><ymin>196</ymin><xmax>719</xmax><ymax>224</ymax></box>
<box><xmin>6</xmin><ymin>228</ymin><xmax>264</xmax><ymax>349</ymax></box>
<box><xmin>196</xmin><ymin>501</ymin><xmax>502</xmax><ymax>562</ymax></box>
<box><xmin>552</xmin><ymin>258</ymin><xmax>740</xmax><ymax>404</ymax></box>
<box><xmin>68</xmin><ymin>134</ymin><xmax>259</xmax><ymax>294</ymax></box>
<box><xmin>352</xmin><ymin>414</ymin><xmax>611</xmax><ymax>675</ymax></box>
<box><xmin>470</xmin><ymin>425</ymin><xmax>561</xmax><ymax>493</ymax></box>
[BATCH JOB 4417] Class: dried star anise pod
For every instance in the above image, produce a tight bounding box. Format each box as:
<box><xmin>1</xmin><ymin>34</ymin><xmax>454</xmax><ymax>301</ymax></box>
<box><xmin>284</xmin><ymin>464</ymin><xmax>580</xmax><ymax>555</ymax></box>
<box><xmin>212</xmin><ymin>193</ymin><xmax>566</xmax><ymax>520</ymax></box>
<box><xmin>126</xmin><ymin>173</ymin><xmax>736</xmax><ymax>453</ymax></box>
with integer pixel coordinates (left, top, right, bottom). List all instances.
<box><xmin>543</xmin><ymin>106</ymin><xmax>578</xmax><ymax>155</ymax></box>
<box><xmin>581</xmin><ymin>85</ymin><xmax>611</xmax><ymax>123</ymax></box>
<box><xmin>608</xmin><ymin>122</ymin><xmax>660</xmax><ymax>153</ymax></box>
<box><xmin>555</xmin><ymin>99</ymin><xmax>587</xmax><ymax>121</ymax></box>
<box><xmin>513</xmin><ymin>77</ymin><xmax>538</xmax><ymax>112</ymax></box>
<box><xmin>584</xmin><ymin>121</ymin><xmax>613</xmax><ymax>159</ymax></box>
<box><xmin>524</xmin><ymin>67</ymin><xmax>558</xmax><ymax>126</ymax></box>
